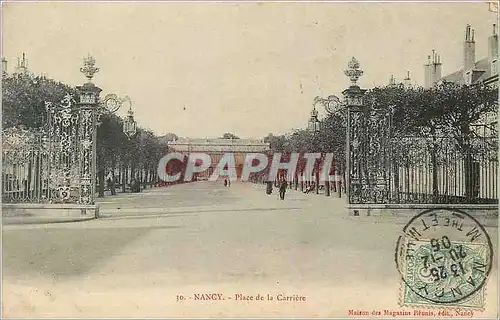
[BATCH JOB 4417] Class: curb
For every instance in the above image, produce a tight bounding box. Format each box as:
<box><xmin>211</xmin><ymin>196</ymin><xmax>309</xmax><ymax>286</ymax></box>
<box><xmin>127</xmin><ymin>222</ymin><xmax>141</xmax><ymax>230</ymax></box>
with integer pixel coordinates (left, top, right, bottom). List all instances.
<box><xmin>3</xmin><ymin>216</ymin><xmax>98</xmax><ymax>225</ymax></box>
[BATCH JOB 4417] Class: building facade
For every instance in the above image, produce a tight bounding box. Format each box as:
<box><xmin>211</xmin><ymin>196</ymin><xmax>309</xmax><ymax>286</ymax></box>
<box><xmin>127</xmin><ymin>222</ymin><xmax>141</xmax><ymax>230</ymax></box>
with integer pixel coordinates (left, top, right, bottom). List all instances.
<box><xmin>437</xmin><ymin>24</ymin><xmax>498</xmax><ymax>87</ymax></box>
<box><xmin>167</xmin><ymin>138</ymin><xmax>271</xmax><ymax>179</ymax></box>
<box><xmin>2</xmin><ymin>53</ymin><xmax>31</xmax><ymax>76</ymax></box>
<box><xmin>427</xmin><ymin>24</ymin><xmax>498</xmax><ymax>136</ymax></box>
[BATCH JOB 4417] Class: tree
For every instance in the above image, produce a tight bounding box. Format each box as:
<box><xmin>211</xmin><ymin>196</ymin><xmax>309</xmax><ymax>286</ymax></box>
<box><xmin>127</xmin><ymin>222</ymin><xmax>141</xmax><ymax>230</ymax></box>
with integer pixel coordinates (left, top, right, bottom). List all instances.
<box><xmin>264</xmin><ymin>133</ymin><xmax>287</xmax><ymax>151</ymax></box>
<box><xmin>2</xmin><ymin>73</ymin><xmax>76</xmax><ymax>129</ymax></box>
<box><xmin>2</xmin><ymin>71</ymin><xmax>173</xmax><ymax>199</ymax></box>
<box><xmin>365</xmin><ymin>82</ymin><xmax>498</xmax><ymax>201</ymax></box>
<box><xmin>221</xmin><ymin>132</ymin><xmax>240</xmax><ymax>139</ymax></box>
<box><xmin>96</xmin><ymin>113</ymin><xmax>128</xmax><ymax>196</ymax></box>
<box><xmin>158</xmin><ymin>133</ymin><xmax>178</xmax><ymax>143</ymax></box>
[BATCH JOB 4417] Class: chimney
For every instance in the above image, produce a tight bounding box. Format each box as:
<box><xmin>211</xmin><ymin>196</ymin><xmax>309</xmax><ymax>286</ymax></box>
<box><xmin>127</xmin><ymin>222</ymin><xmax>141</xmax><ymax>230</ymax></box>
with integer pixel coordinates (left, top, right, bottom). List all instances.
<box><xmin>488</xmin><ymin>23</ymin><xmax>498</xmax><ymax>76</ymax></box>
<box><xmin>404</xmin><ymin>71</ymin><xmax>411</xmax><ymax>87</ymax></box>
<box><xmin>432</xmin><ymin>52</ymin><xmax>442</xmax><ymax>85</ymax></box>
<box><xmin>424</xmin><ymin>55</ymin><xmax>432</xmax><ymax>88</ymax></box>
<box><xmin>15</xmin><ymin>53</ymin><xmax>29</xmax><ymax>75</ymax></box>
<box><xmin>389</xmin><ymin>74</ymin><xmax>396</xmax><ymax>86</ymax></box>
<box><xmin>463</xmin><ymin>24</ymin><xmax>476</xmax><ymax>72</ymax></box>
<box><xmin>424</xmin><ymin>50</ymin><xmax>442</xmax><ymax>88</ymax></box>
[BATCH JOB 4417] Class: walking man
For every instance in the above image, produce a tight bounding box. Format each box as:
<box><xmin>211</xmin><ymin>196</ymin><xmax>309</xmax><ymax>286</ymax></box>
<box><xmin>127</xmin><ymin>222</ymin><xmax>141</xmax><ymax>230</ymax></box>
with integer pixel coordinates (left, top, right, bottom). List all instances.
<box><xmin>279</xmin><ymin>178</ymin><xmax>288</xmax><ymax>200</ymax></box>
<box><xmin>266</xmin><ymin>181</ymin><xmax>273</xmax><ymax>195</ymax></box>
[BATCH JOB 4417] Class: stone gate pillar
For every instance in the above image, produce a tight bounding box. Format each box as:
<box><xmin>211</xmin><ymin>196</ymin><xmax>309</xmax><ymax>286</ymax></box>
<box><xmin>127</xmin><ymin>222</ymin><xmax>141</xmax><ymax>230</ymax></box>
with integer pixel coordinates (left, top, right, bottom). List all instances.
<box><xmin>343</xmin><ymin>57</ymin><xmax>367</xmax><ymax>213</ymax></box>
<box><xmin>76</xmin><ymin>54</ymin><xmax>102</xmax><ymax>205</ymax></box>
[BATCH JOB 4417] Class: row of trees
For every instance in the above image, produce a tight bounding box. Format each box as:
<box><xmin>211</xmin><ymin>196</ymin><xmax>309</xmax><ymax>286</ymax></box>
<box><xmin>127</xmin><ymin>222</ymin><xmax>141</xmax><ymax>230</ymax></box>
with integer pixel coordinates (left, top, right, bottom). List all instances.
<box><xmin>95</xmin><ymin>113</ymin><xmax>172</xmax><ymax>196</ymax></box>
<box><xmin>3</xmin><ymin>71</ymin><xmax>497</xmax><ymax>201</ymax></box>
<box><xmin>264</xmin><ymin>82</ymin><xmax>497</xmax><ymax>155</ymax></box>
<box><xmin>368</xmin><ymin>82</ymin><xmax>498</xmax><ymax>202</ymax></box>
<box><xmin>261</xmin><ymin>82</ymin><xmax>498</xmax><ymax>200</ymax></box>
<box><xmin>1</xmin><ymin>72</ymin><xmax>174</xmax><ymax>198</ymax></box>
<box><xmin>1</xmin><ymin>72</ymin><xmax>262</xmax><ymax>198</ymax></box>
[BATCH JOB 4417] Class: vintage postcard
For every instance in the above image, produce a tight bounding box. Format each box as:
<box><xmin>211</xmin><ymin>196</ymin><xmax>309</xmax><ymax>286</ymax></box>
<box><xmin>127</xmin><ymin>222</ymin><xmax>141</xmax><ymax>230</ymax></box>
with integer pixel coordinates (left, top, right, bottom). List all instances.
<box><xmin>1</xmin><ymin>1</ymin><xmax>498</xmax><ymax>318</ymax></box>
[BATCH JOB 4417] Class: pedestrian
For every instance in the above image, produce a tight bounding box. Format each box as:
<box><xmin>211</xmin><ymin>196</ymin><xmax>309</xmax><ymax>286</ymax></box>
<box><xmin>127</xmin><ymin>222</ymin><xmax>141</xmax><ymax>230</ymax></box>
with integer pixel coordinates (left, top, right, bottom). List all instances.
<box><xmin>279</xmin><ymin>178</ymin><xmax>288</xmax><ymax>200</ymax></box>
<box><xmin>266</xmin><ymin>181</ymin><xmax>273</xmax><ymax>195</ymax></box>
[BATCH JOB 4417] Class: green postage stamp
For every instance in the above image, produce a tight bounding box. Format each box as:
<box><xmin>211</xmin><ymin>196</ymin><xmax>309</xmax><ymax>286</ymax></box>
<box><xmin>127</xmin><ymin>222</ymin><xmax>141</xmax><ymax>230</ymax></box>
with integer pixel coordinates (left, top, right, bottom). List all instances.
<box><xmin>395</xmin><ymin>209</ymin><xmax>493</xmax><ymax>309</ymax></box>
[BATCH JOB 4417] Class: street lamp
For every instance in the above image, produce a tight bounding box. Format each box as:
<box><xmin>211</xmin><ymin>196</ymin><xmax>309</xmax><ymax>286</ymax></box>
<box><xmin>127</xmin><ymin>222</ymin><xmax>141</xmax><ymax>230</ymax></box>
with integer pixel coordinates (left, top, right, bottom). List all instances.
<box><xmin>123</xmin><ymin>105</ymin><xmax>137</xmax><ymax>139</ymax></box>
<box><xmin>313</xmin><ymin>94</ymin><xmax>342</xmax><ymax>197</ymax></box>
<box><xmin>307</xmin><ymin>101</ymin><xmax>322</xmax><ymax>194</ymax></box>
<box><xmin>101</xmin><ymin>93</ymin><xmax>137</xmax><ymax>139</ymax></box>
<box><xmin>308</xmin><ymin>103</ymin><xmax>321</xmax><ymax>133</ymax></box>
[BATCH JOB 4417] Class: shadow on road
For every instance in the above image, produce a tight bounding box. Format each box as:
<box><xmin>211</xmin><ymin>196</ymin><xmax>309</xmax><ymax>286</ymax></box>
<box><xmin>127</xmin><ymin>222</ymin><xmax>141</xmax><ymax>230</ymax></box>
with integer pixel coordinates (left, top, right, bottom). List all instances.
<box><xmin>2</xmin><ymin>225</ymin><xmax>179</xmax><ymax>280</ymax></box>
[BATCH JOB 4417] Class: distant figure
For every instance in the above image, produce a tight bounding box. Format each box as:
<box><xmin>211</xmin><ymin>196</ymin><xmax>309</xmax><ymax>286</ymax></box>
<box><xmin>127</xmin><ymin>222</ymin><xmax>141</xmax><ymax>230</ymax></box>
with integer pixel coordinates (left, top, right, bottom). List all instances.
<box><xmin>279</xmin><ymin>179</ymin><xmax>288</xmax><ymax>200</ymax></box>
<box><xmin>266</xmin><ymin>181</ymin><xmax>273</xmax><ymax>195</ymax></box>
<box><xmin>304</xmin><ymin>181</ymin><xmax>315</xmax><ymax>194</ymax></box>
<box><xmin>224</xmin><ymin>178</ymin><xmax>228</xmax><ymax>187</ymax></box>
<box><xmin>130</xmin><ymin>179</ymin><xmax>141</xmax><ymax>193</ymax></box>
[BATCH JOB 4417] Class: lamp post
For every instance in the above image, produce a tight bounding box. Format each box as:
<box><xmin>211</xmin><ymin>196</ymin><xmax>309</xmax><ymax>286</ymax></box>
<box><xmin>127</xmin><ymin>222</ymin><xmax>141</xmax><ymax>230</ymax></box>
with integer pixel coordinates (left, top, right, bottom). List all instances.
<box><xmin>123</xmin><ymin>104</ymin><xmax>137</xmax><ymax>139</ymax></box>
<box><xmin>307</xmin><ymin>102</ymin><xmax>321</xmax><ymax>194</ymax></box>
<box><xmin>314</xmin><ymin>94</ymin><xmax>342</xmax><ymax>197</ymax></box>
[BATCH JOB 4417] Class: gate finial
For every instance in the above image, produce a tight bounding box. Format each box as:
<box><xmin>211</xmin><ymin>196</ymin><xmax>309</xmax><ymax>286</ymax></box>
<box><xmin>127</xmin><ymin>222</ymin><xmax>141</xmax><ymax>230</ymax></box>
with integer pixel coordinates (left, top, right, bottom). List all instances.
<box><xmin>80</xmin><ymin>53</ymin><xmax>99</xmax><ymax>82</ymax></box>
<box><xmin>344</xmin><ymin>57</ymin><xmax>364</xmax><ymax>86</ymax></box>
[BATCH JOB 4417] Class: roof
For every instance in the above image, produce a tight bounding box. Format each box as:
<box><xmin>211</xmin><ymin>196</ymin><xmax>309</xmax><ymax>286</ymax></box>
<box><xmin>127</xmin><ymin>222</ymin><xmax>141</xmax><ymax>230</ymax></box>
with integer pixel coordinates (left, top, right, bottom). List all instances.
<box><xmin>168</xmin><ymin>138</ymin><xmax>270</xmax><ymax>152</ymax></box>
<box><xmin>169</xmin><ymin>138</ymin><xmax>267</xmax><ymax>145</ymax></box>
<box><xmin>440</xmin><ymin>57</ymin><xmax>496</xmax><ymax>84</ymax></box>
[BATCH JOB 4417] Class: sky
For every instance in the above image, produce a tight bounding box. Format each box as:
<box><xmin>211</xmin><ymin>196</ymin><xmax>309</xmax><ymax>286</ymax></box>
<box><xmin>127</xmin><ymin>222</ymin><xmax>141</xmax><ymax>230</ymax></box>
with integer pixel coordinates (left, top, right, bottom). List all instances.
<box><xmin>2</xmin><ymin>1</ymin><xmax>498</xmax><ymax>139</ymax></box>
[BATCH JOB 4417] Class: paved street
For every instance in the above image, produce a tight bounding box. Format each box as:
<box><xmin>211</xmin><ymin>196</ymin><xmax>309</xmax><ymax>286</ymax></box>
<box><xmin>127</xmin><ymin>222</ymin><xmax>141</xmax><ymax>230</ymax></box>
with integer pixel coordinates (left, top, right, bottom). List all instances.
<box><xmin>2</xmin><ymin>181</ymin><xmax>498</xmax><ymax>318</ymax></box>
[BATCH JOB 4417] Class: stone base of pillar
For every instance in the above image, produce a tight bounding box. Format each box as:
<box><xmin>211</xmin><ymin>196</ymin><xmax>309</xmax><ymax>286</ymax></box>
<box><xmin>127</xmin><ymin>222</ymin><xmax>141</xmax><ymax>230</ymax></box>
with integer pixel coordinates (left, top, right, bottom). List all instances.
<box><xmin>2</xmin><ymin>203</ymin><xmax>100</xmax><ymax>224</ymax></box>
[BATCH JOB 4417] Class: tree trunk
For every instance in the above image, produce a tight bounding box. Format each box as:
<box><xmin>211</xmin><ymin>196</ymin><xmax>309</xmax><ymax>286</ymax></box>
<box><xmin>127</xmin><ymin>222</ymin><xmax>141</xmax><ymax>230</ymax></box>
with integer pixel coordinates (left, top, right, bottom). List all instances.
<box><xmin>340</xmin><ymin>170</ymin><xmax>345</xmax><ymax>198</ymax></box>
<box><xmin>110</xmin><ymin>162</ymin><xmax>116</xmax><ymax>196</ymax></box>
<box><xmin>315</xmin><ymin>166</ymin><xmax>319</xmax><ymax>194</ymax></box>
<box><xmin>121</xmin><ymin>165</ymin><xmax>127</xmax><ymax>193</ymax></box>
<box><xmin>153</xmin><ymin>169</ymin><xmax>157</xmax><ymax>187</ymax></box>
<box><xmin>98</xmin><ymin>165</ymin><xmax>105</xmax><ymax>198</ymax></box>
<box><xmin>144</xmin><ymin>169</ymin><xmax>149</xmax><ymax>189</ymax></box>
<box><xmin>393</xmin><ymin>164</ymin><xmax>400</xmax><ymax>203</ymax></box>
<box><xmin>464</xmin><ymin>152</ymin><xmax>480</xmax><ymax>202</ymax></box>
<box><xmin>332</xmin><ymin>169</ymin><xmax>337</xmax><ymax>193</ymax></box>
<box><xmin>131</xmin><ymin>165</ymin><xmax>136</xmax><ymax>184</ymax></box>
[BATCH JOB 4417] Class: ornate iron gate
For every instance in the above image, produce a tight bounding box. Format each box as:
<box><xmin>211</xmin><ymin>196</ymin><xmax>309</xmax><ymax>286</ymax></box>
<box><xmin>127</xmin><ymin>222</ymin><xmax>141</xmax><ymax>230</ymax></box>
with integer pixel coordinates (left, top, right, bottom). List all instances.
<box><xmin>2</xmin><ymin>127</ymin><xmax>50</xmax><ymax>203</ymax></box>
<box><xmin>2</xmin><ymin>56</ymin><xmax>102</xmax><ymax>205</ymax></box>
<box><xmin>2</xmin><ymin>91</ymin><xmax>99</xmax><ymax>204</ymax></box>
<box><xmin>44</xmin><ymin>90</ymin><xmax>99</xmax><ymax>204</ymax></box>
<box><xmin>45</xmin><ymin>94</ymin><xmax>82</xmax><ymax>203</ymax></box>
<box><xmin>344</xmin><ymin>59</ymin><xmax>498</xmax><ymax>205</ymax></box>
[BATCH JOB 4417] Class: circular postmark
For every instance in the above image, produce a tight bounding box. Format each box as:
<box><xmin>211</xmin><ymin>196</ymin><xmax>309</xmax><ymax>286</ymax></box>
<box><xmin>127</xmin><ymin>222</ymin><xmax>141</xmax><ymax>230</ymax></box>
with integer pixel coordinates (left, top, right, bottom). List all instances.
<box><xmin>395</xmin><ymin>208</ymin><xmax>493</xmax><ymax>305</ymax></box>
